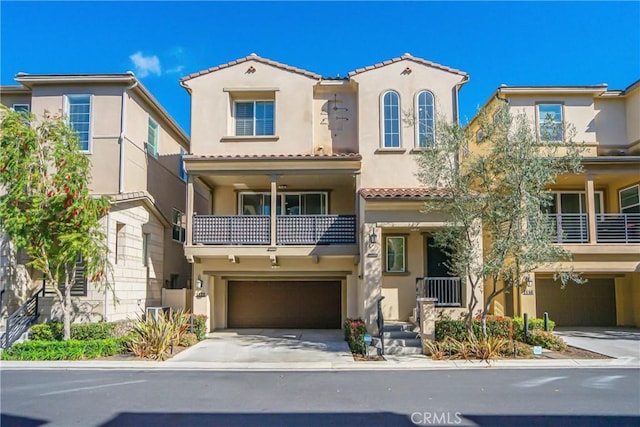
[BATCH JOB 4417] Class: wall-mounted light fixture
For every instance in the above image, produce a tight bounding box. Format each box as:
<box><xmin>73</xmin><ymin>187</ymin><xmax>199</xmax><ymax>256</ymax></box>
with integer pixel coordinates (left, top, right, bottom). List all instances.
<box><xmin>369</xmin><ymin>229</ymin><xmax>378</xmax><ymax>245</ymax></box>
<box><xmin>525</xmin><ymin>276</ymin><xmax>533</xmax><ymax>287</ymax></box>
<box><xmin>196</xmin><ymin>275</ymin><xmax>203</xmax><ymax>289</ymax></box>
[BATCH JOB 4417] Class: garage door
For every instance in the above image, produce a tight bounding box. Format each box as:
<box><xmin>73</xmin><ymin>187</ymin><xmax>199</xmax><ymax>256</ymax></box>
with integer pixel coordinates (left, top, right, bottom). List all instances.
<box><xmin>536</xmin><ymin>278</ymin><xmax>616</xmax><ymax>326</ymax></box>
<box><xmin>228</xmin><ymin>281</ymin><xmax>342</xmax><ymax>329</ymax></box>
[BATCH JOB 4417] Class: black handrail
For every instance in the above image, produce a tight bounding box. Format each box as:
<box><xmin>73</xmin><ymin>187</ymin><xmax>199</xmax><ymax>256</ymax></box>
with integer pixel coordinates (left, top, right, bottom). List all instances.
<box><xmin>376</xmin><ymin>296</ymin><xmax>385</xmax><ymax>355</ymax></box>
<box><xmin>1</xmin><ymin>285</ymin><xmax>44</xmax><ymax>349</ymax></box>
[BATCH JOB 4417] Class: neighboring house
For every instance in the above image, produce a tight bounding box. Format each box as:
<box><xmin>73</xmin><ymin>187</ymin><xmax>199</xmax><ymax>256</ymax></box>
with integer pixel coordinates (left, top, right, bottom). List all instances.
<box><xmin>0</xmin><ymin>73</ymin><xmax>207</xmax><ymax>322</ymax></box>
<box><xmin>180</xmin><ymin>53</ymin><xmax>482</xmax><ymax>333</ymax></box>
<box><xmin>467</xmin><ymin>81</ymin><xmax>640</xmax><ymax>328</ymax></box>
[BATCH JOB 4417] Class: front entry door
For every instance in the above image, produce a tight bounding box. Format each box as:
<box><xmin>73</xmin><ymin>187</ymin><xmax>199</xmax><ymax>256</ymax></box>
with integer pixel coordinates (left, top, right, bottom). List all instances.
<box><xmin>426</xmin><ymin>237</ymin><xmax>453</xmax><ymax>277</ymax></box>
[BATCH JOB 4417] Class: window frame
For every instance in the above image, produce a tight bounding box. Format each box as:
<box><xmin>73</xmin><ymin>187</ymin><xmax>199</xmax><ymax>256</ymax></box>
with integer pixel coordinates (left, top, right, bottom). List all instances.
<box><xmin>234</xmin><ymin>100</ymin><xmax>275</xmax><ymax>137</ymax></box>
<box><xmin>380</xmin><ymin>90</ymin><xmax>401</xmax><ymax>148</ymax></box>
<box><xmin>12</xmin><ymin>104</ymin><xmax>30</xmax><ymax>114</ymax></box>
<box><xmin>147</xmin><ymin>117</ymin><xmax>159</xmax><ymax>158</ymax></box>
<box><xmin>619</xmin><ymin>184</ymin><xmax>640</xmax><ymax>214</ymax></box>
<box><xmin>536</xmin><ymin>102</ymin><xmax>564</xmax><ymax>142</ymax></box>
<box><xmin>172</xmin><ymin>209</ymin><xmax>186</xmax><ymax>243</ymax></box>
<box><xmin>179</xmin><ymin>148</ymin><xmax>187</xmax><ymax>181</ymax></box>
<box><xmin>64</xmin><ymin>94</ymin><xmax>93</xmax><ymax>153</ymax></box>
<box><xmin>238</xmin><ymin>191</ymin><xmax>329</xmax><ymax>216</ymax></box>
<box><xmin>415</xmin><ymin>90</ymin><xmax>435</xmax><ymax>148</ymax></box>
<box><xmin>384</xmin><ymin>235</ymin><xmax>407</xmax><ymax>273</ymax></box>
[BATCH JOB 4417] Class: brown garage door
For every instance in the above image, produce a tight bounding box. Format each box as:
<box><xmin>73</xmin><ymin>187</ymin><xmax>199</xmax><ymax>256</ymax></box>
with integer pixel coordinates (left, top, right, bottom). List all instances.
<box><xmin>228</xmin><ymin>281</ymin><xmax>342</xmax><ymax>329</ymax></box>
<box><xmin>536</xmin><ymin>278</ymin><xmax>616</xmax><ymax>326</ymax></box>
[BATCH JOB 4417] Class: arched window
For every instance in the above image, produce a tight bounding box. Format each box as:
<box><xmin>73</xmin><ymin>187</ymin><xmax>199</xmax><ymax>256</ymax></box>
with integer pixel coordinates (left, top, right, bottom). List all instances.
<box><xmin>381</xmin><ymin>91</ymin><xmax>401</xmax><ymax>148</ymax></box>
<box><xmin>416</xmin><ymin>91</ymin><xmax>435</xmax><ymax>148</ymax></box>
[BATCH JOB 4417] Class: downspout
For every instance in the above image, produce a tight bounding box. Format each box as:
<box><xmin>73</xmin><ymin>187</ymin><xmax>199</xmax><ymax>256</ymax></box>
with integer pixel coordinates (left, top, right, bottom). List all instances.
<box><xmin>119</xmin><ymin>77</ymin><xmax>139</xmax><ymax>194</ymax></box>
<box><xmin>454</xmin><ymin>75</ymin><xmax>469</xmax><ymax>171</ymax></box>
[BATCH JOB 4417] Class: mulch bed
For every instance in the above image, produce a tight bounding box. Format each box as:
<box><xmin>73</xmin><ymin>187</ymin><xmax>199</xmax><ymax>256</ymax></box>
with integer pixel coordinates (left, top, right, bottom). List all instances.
<box><xmin>96</xmin><ymin>345</ymin><xmax>190</xmax><ymax>361</ymax></box>
<box><xmin>543</xmin><ymin>345</ymin><xmax>611</xmax><ymax>359</ymax></box>
<box><xmin>352</xmin><ymin>353</ymin><xmax>386</xmax><ymax>361</ymax></box>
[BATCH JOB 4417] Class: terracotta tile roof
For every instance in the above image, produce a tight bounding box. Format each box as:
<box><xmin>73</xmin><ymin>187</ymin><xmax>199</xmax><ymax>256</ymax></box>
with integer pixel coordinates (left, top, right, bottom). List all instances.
<box><xmin>348</xmin><ymin>53</ymin><xmax>468</xmax><ymax>78</ymax></box>
<box><xmin>186</xmin><ymin>153</ymin><xmax>362</xmax><ymax>161</ymax></box>
<box><xmin>181</xmin><ymin>53</ymin><xmax>322</xmax><ymax>82</ymax></box>
<box><xmin>360</xmin><ymin>187</ymin><xmax>450</xmax><ymax>200</ymax></box>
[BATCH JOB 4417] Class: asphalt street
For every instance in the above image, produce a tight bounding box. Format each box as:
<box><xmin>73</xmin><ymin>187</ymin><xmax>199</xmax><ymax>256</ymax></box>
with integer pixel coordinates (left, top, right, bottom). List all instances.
<box><xmin>1</xmin><ymin>368</ymin><xmax>639</xmax><ymax>426</ymax></box>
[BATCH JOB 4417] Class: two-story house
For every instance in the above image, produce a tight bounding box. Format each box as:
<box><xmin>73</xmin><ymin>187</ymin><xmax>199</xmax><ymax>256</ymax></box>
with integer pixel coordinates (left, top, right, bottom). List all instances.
<box><xmin>0</xmin><ymin>73</ymin><xmax>207</xmax><ymax>322</ymax></box>
<box><xmin>180</xmin><ymin>54</ymin><xmax>482</xmax><ymax>333</ymax></box>
<box><xmin>468</xmin><ymin>81</ymin><xmax>640</xmax><ymax>328</ymax></box>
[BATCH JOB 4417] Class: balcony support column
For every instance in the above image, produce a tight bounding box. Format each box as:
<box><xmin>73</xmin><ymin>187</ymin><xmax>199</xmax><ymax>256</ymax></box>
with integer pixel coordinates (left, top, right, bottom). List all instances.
<box><xmin>270</xmin><ymin>175</ymin><xmax>278</xmax><ymax>246</ymax></box>
<box><xmin>186</xmin><ymin>174</ymin><xmax>195</xmax><ymax>247</ymax></box>
<box><xmin>585</xmin><ymin>174</ymin><xmax>597</xmax><ymax>244</ymax></box>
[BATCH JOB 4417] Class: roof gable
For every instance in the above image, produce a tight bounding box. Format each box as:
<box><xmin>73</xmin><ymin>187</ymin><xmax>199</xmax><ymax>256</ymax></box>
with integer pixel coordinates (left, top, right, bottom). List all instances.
<box><xmin>181</xmin><ymin>53</ymin><xmax>322</xmax><ymax>83</ymax></box>
<box><xmin>348</xmin><ymin>53</ymin><xmax>468</xmax><ymax>78</ymax></box>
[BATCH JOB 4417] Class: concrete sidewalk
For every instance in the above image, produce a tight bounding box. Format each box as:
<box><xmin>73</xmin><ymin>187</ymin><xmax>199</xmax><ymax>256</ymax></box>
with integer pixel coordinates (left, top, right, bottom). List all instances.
<box><xmin>1</xmin><ymin>356</ymin><xmax>638</xmax><ymax>371</ymax></box>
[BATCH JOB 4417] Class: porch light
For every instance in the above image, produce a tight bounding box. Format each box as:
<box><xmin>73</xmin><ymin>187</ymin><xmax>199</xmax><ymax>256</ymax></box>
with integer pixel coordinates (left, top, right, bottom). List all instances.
<box><xmin>369</xmin><ymin>229</ymin><xmax>378</xmax><ymax>244</ymax></box>
<box><xmin>525</xmin><ymin>276</ymin><xmax>533</xmax><ymax>287</ymax></box>
<box><xmin>196</xmin><ymin>275</ymin><xmax>203</xmax><ymax>288</ymax></box>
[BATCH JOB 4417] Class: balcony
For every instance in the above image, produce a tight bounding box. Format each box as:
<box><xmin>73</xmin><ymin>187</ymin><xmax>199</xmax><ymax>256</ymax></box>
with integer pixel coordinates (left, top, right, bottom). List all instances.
<box><xmin>547</xmin><ymin>213</ymin><xmax>640</xmax><ymax>244</ymax></box>
<box><xmin>416</xmin><ymin>277</ymin><xmax>462</xmax><ymax>307</ymax></box>
<box><xmin>596</xmin><ymin>213</ymin><xmax>640</xmax><ymax>243</ymax></box>
<box><xmin>192</xmin><ymin>214</ymin><xmax>357</xmax><ymax>246</ymax></box>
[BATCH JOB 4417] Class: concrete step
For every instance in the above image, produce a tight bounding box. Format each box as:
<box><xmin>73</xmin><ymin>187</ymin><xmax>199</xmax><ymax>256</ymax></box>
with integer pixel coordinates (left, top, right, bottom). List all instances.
<box><xmin>382</xmin><ymin>330</ymin><xmax>420</xmax><ymax>339</ymax></box>
<box><xmin>384</xmin><ymin>346</ymin><xmax>424</xmax><ymax>355</ymax></box>
<box><xmin>383</xmin><ymin>322</ymin><xmax>419</xmax><ymax>333</ymax></box>
<box><xmin>384</xmin><ymin>338</ymin><xmax>422</xmax><ymax>348</ymax></box>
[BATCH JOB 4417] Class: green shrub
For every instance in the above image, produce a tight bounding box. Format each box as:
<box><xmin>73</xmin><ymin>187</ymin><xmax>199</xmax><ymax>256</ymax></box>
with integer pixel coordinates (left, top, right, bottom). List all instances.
<box><xmin>170</xmin><ymin>309</ymin><xmax>191</xmax><ymax>345</ymax></box>
<box><xmin>435</xmin><ymin>316</ymin><xmax>513</xmax><ymax>341</ymax></box>
<box><xmin>1</xmin><ymin>338</ymin><xmax>125</xmax><ymax>360</ymax></box>
<box><xmin>30</xmin><ymin>322</ymin><xmax>117</xmax><ymax>341</ymax></box>
<box><xmin>344</xmin><ymin>318</ymin><xmax>367</xmax><ymax>356</ymax></box>
<box><xmin>128</xmin><ymin>313</ymin><xmax>176</xmax><ymax>361</ymax></box>
<box><xmin>424</xmin><ymin>336</ymin><xmax>509</xmax><ymax>361</ymax></box>
<box><xmin>179</xmin><ymin>332</ymin><xmax>198</xmax><ymax>347</ymax></box>
<box><xmin>513</xmin><ymin>317</ymin><xmax>555</xmax><ymax>342</ymax></box>
<box><xmin>191</xmin><ymin>314</ymin><xmax>208</xmax><ymax>341</ymax></box>
<box><xmin>525</xmin><ymin>330</ymin><xmax>566</xmax><ymax>351</ymax></box>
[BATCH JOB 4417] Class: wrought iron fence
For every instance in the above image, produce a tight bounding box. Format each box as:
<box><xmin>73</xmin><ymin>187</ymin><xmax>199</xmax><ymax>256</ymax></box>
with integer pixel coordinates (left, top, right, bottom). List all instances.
<box><xmin>596</xmin><ymin>213</ymin><xmax>640</xmax><ymax>243</ymax></box>
<box><xmin>416</xmin><ymin>277</ymin><xmax>462</xmax><ymax>307</ymax></box>
<box><xmin>276</xmin><ymin>215</ymin><xmax>356</xmax><ymax>245</ymax></box>
<box><xmin>192</xmin><ymin>215</ymin><xmax>271</xmax><ymax>245</ymax></box>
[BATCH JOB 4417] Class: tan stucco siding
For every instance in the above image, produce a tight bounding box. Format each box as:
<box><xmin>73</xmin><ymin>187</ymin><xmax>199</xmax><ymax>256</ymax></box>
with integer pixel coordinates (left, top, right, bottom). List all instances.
<box><xmin>187</xmin><ymin>59</ymin><xmax>317</xmax><ymax>156</ymax></box>
<box><xmin>312</xmin><ymin>87</ymin><xmax>358</xmax><ymax>154</ymax></box>
<box><xmin>626</xmin><ymin>89</ymin><xmax>640</xmax><ymax>147</ymax></box>
<box><xmin>351</xmin><ymin>59</ymin><xmax>464</xmax><ymax>188</ymax></box>
<box><xmin>0</xmin><ymin>94</ymin><xmax>31</xmax><ymax>109</ymax></box>
<box><xmin>594</xmin><ymin>98</ymin><xmax>628</xmax><ymax>148</ymax></box>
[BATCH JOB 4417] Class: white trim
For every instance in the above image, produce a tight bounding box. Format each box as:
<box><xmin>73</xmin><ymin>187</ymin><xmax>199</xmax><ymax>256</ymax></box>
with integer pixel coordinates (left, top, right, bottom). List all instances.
<box><xmin>385</xmin><ymin>235</ymin><xmax>406</xmax><ymax>273</ymax></box>
<box><xmin>380</xmin><ymin>90</ymin><xmax>401</xmax><ymax>149</ymax></box>
<box><xmin>536</xmin><ymin>102</ymin><xmax>564</xmax><ymax>142</ymax></box>
<box><xmin>233</xmin><ymin>100</ymin><xmax>275</xmax><ymax>137</ymax></box>
<box><xmin>238</xmin><ymin>191</ymin><xmax>329</xmax><ymax>215</ymax></box>
<box><xmin>11</xmin><ymin>103</ymin><xmax>30</xmax><ymax>113</ymax></box>
<box><xmin>414</xmin><ymin>90</ymin><xmax>435</xmax><ymax>148</ymax></box>
<box><xmin>64</xmin><ymin>94</ymin><xmax>93</xmax><ymax>153</ymax></box>
<box><xmin>552</xmin><ymin>191</ymin><xmax>604</xmax><ymax>214</ymax></box>
<box><xmin>619</xmin><ymin>184</ymin><xmax>640</xmax><ymax>213</ymax></box>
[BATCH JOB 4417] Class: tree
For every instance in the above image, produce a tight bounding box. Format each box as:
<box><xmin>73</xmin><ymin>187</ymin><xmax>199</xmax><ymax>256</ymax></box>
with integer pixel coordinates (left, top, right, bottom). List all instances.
<box><xmin>0</xmin><ymin>107</ymin><xmax>113</xmax><ymax>340</ymax></box>
<box><xmin>415</xmin><ymin>102</ymin><xmax>584</xmax><ymax>340</ymax></box>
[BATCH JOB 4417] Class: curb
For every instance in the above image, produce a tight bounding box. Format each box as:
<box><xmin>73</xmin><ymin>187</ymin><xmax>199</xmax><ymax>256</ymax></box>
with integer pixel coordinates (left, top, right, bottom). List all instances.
<box><xmin>1</xmin><ymin>358</ymin><xmax>638</xmax><ymax>371</ymax></box>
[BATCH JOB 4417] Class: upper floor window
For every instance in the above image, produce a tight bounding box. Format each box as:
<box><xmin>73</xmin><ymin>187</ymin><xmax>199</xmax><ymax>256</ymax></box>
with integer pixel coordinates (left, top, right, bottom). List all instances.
<box><xmin>382</xmin><ymin>91</ymin><xmax>401</xmax><ymax>148</ymax></box>
<box><xmin>235</xmin><ymin>101</ymin><xmax>274</xmax><ymax>136</ymax></box>
<box><xmin>147</xmin><ymin>118</ymin><xmax>159</xmax><ymax>157</ymax></box>
<box><xmin>620</xmin><ymin>185</ymin><xmax>640</xmax><ymax>214</ymax></box>
<box><xmin>416</xmin><ymin>91</ymin><xmax>435</xmax><ymax>148</ymax></box>
<box><xmin>179</xmin><ymin>148</ymin><xmax>187</xmax><ymax>181</ymax></box>
<box><xmin>66</xmin><ymin>95</ymin><xmax>91</xmax><ymax>151</ymax></box>
<box><xmin>172</xmin><ymin>209</ymin><xmax>186</xmax><ymax>243</ymax></box>
<box><xmin>537</xmin><ymin>103</ymin><xmax>563</xmax><ymax>141</ymax></box>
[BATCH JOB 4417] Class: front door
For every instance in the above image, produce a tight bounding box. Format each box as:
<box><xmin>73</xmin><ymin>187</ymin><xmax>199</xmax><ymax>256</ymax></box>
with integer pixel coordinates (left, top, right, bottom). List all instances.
<box><xmin>426</xmin><ymin>236</ymin><xmax>453</xmax><ymax>277</ymax></box>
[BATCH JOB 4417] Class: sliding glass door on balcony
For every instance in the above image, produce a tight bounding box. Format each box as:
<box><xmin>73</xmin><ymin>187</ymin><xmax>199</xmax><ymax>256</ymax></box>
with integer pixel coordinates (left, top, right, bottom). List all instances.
<box><xmin>546</xmin><ymin>192</ymin><xmax>602</xmax><ymax>243</ymax></box>
<box><xmin>239</xmin><ymin>192</ymin><xmax>327</xmax><ymax>216</ymax></box>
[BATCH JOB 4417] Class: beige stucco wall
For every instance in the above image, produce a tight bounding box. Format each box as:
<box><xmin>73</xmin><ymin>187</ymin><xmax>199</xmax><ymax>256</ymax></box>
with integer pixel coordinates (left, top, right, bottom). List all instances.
<box><xmin>0</xmin><ymin>93</ymin><xmax>31</xmax><ymax>109</ymax></box>
<box><xmin>351</xmin><ymin>59</ymin><xmax>465</xmax><ymax>188</ymax></box>
<box><xmin>626</xmin><ymin>89</ymin><xmax>640</xmax><ymax>147</ymax></box>
<box><xmin>312</xmin><ymin>84</ymin><xmax>358</xmax><ymax>154</ymax></box>
<box><xmin>594</xmin><ymin>98</ymin><xmax>628</xmax><ymax>148</ymax></box>
<box><xmin>186</xmin><ymin>59</ymin><xmax>318</xmax><ymax>156</ymax></box>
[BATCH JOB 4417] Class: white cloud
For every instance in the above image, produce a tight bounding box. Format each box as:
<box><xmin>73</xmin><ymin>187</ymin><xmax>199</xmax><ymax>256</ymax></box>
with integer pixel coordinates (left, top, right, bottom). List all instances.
<box><xmin>129</xmin><ymin>52</ymin><xmax>161</xmax><ymax>77</ymax></box>
<box><xmin>166</xmin><ymin>65</ymin><xmax>185</xmax><ymax>75</ymax></box>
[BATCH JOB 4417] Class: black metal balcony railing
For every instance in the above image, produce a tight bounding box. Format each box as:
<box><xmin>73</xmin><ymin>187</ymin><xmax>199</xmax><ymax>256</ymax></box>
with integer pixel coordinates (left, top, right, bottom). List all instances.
<box><xmin>596</xmin><ymin>213</ymin><xmax>640</xmax><ymax>243</ymax></box>
<box><xmin>192</xmin><ymin>215</ymin><xmax>357</xmax><ymax>246</ymax></box>
<box><xmin>276</xmin><ymin>215</ymin><xmax>357</xmax><ymax>245</ymax></box>
<box><xmin>546</xmin><ymin>213</ymin><xmax>589</xmax><ymax>243</ymax></box>
<box><xmin>192</xmin><ymin>215</ymin><xmax>270</xmax><ymax>245</ymax></box>
<box><xmin>416</xmin><ymin>277</ymin><xmax>462</xmax><ymax>307</ymax></box>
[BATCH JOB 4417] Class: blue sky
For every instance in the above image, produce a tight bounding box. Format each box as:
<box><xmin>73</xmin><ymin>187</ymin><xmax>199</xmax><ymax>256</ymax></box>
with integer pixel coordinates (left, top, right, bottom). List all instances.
<box><xmin>2</xmin><ymin>1</ymin><xmax>638</xmax><ymax>132</ymax></box>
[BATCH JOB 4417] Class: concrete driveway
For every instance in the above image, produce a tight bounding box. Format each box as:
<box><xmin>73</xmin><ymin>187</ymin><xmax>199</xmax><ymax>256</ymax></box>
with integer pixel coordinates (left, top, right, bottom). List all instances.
<box><xmin>169</xmin><ymin>329</ymin><xmax>354</xmax><ymax>364</ymax></box>
<box><xmin>555</xmin><ymin>327</ymin><xmax>640</xmax><ymax>361</ymax></box>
